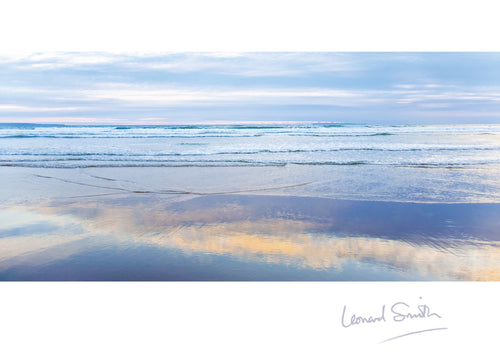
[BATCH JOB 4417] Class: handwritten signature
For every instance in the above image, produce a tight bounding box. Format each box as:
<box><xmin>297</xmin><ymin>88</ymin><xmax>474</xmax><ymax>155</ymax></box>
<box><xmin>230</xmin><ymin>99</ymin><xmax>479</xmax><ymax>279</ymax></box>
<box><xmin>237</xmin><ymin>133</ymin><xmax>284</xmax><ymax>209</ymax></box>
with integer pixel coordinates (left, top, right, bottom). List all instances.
<box><xmin>341</xmin><ymin>297</ymin><xmax>447</xmax><ymax>343</ymax></box>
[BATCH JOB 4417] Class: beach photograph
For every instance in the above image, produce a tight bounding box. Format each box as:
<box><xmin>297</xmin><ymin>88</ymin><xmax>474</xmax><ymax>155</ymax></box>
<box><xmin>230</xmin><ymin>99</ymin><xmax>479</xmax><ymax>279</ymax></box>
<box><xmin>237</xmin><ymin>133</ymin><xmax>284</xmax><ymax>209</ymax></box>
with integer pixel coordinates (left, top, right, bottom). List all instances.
<box><xmin>1</xmin><ymin>52</ymin><xmax>499</xmax><ymax>281</ymax></box>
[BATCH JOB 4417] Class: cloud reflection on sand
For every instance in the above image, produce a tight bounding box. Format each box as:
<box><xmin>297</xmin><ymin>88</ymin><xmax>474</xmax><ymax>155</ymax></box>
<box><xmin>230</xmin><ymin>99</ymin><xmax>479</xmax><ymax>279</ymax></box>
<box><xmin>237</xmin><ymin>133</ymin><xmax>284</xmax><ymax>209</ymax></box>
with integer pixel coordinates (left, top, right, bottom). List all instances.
<box><xmin>139</xmin><ymin>222</ymin><xmax>500</xmax><ymax>280</ymax></box>
<box><xmin>2</xmin><ymin>195</ymin><xmax>499</xmax><ymax>280</ymax></box>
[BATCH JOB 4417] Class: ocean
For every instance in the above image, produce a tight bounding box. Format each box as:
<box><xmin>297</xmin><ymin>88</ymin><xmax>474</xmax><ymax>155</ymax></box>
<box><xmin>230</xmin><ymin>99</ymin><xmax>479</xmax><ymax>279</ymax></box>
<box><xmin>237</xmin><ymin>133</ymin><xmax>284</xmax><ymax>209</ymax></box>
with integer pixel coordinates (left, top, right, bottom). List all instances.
<box><xmin>1</xmin><ymin>123</ymin><xmax>499</xmax><ymax>169</ymax></box>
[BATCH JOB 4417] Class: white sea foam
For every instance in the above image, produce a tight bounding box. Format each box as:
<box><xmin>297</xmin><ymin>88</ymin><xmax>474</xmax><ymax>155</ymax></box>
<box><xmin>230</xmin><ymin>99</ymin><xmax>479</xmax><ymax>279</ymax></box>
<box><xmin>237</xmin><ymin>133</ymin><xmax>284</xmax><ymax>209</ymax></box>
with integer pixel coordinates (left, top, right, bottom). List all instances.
<box><xmin>0</xmin><ymin>123</ymin><xmax>499</xmax><ymax>168</ymax></box>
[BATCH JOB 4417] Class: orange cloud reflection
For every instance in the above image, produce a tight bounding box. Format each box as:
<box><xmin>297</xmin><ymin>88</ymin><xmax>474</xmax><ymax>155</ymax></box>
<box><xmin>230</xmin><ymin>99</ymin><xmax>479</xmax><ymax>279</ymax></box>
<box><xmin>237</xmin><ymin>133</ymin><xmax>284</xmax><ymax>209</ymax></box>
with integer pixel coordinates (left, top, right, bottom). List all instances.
<box><xmin>11</xmin><ymin>197</ymin><xmax>498</xmax><ymax>281</ymax></box>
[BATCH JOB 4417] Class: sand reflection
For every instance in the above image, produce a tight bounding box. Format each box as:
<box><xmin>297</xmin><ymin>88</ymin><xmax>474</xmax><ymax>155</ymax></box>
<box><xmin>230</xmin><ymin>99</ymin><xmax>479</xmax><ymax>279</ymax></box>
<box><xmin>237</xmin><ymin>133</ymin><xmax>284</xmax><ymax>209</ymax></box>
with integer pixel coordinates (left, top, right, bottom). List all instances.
<box><xmin>2</xmin><ymin>194</ymin><xmax>499</xmax><ymax>280</ymax></box>
<box><xmin>138</xmin><ymin>222</ymin><xmax>500</xmax><ymax>280</ymax></box>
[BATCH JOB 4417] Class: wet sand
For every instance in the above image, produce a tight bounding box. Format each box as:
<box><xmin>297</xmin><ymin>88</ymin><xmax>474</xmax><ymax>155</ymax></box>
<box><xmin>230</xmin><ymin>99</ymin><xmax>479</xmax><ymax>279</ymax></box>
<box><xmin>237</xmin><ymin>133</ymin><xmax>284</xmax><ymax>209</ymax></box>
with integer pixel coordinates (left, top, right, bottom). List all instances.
<box><xmin>1</xmin><ymin>167</ymin><xmax>499</xmax><ymax>280</ymax></box>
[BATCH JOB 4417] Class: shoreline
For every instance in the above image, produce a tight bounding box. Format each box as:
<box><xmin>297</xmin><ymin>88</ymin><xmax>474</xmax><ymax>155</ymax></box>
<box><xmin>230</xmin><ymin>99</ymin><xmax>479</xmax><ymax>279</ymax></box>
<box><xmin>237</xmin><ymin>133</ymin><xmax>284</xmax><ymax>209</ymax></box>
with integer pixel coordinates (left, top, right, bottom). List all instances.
<box><xmin>2</xmin><ymin>165</ymin><xmax>500</xmax><ymax>205</ymax></box>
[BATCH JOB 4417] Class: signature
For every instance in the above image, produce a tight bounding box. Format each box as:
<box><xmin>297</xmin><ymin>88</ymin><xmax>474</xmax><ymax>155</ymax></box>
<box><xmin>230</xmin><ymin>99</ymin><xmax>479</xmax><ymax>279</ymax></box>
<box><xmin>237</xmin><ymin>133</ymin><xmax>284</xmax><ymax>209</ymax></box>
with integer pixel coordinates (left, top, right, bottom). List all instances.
<box><xmin>341</xmin><ymin>297</ymin><xmax>447</xmax><ymax>343</ymax></box>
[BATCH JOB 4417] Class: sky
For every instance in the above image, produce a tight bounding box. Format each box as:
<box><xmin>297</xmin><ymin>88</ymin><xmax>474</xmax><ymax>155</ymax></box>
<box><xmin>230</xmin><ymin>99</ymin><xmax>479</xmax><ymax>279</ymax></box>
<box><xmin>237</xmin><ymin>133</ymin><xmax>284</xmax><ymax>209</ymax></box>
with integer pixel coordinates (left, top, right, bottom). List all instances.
<box><xmin>1</xmin><ymin>52</ymin><xmax>500</xmax><ymax>125</ymax></box>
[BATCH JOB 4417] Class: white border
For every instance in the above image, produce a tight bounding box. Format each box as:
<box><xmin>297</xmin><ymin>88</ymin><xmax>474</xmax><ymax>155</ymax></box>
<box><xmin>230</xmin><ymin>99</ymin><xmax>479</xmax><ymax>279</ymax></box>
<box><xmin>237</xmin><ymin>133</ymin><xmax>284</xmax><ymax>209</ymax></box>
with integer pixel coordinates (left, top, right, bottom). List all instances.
<box><xmin>2</xmin><ymin>0</ymin><xmax>500</xmax><ymax>52</ymax></box>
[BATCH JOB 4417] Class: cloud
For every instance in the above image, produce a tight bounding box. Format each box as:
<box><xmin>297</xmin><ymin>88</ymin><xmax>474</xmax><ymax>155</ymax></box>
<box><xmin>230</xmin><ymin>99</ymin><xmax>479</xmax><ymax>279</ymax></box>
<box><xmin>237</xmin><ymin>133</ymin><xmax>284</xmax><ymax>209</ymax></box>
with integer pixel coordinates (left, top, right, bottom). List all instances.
<box><xmin>70</xmin><ymin>82</ymin><xmax>365</xmax><ymax>107</ymax></box>
<box><xmin>0</xmin><ymin>104</ymin><xmax>81</xmax><ymax>112</ymax></box>
<box><xmin>121</xmin><ymin>52</ymin><xmax>358</xmax><ymax>77</ymax></box>
<box><xmin>385</xmin><ymin>84</ymin><xmax>500</xmax><ymax>107</ymax></box>
<box><xmin>394</xmin><ymin>83</ymin><xmax>444</xmax><ymax>89</ymax></box>
<box><xmin>0</xmin><ymin>116</ymin><xmax>130</xmax><ymax>124</ymax></box>
<box><xmin>2</xmin><ymin>52</ymin><xmax>126</xmax><ymax>69</ymax></box>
